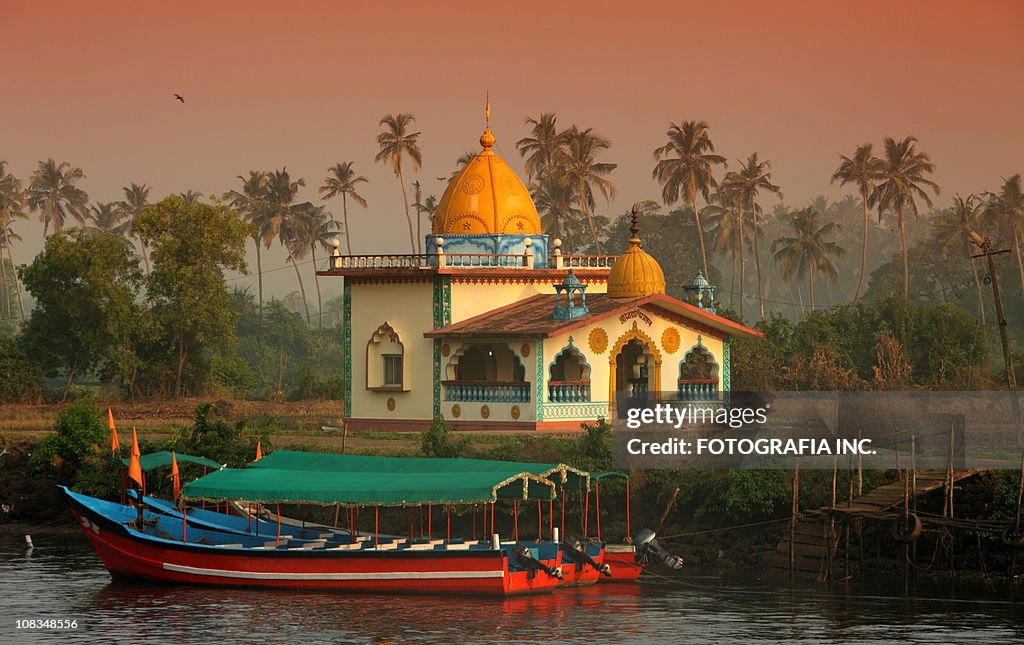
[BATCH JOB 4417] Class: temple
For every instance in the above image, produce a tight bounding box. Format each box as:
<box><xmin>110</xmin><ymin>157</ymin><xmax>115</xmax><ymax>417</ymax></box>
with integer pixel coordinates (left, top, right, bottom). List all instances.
<box><xmin>318</xmin><ymin>117</ymin><xmax>762</xmax><ymax>431</ymax></box>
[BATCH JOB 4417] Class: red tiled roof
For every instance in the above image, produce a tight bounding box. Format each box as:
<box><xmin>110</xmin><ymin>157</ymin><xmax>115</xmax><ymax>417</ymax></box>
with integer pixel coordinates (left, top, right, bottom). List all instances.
<box><xmin>424</xmin><ymin>293</ymin><xmax>763</xmax><ymax>340</ymax></box>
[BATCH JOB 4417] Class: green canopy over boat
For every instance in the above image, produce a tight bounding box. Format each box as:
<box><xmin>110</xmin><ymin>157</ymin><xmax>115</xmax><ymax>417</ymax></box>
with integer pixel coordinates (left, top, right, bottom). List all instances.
<box><xmin>249</xmin><ymin>450</ymin><xmax>590</xmax><ymax>491</ymax></box>
<box><xmin>121</xmin><ymin>451</ymin><xmax>221</xmax><ymax>473</ymax></box>
<box><xmin>181</xmin><ymin>464</ymin><xmax>555</xmax><ymax>506</ymax></box>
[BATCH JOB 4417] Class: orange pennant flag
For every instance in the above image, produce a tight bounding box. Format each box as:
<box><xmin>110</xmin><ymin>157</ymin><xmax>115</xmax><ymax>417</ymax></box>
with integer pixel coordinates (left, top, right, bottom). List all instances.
<box><xmin>255</xmin><ymin>441</ymin><xmax>263</xmax><ymax>461</ymax></box>
<box><xmin>171</xmin><ymin>451</ymin><xmax>181</xmax><ymax>502</ymax></box>
<box><xmin>108</xmin><ymin>408</ymin><xmax>120</xmax><ymax>456</ymax></box>
<box><xmin>128</xmin><ymin>428</ymin><xmax>143</xmax><ymax>489</ymax></box>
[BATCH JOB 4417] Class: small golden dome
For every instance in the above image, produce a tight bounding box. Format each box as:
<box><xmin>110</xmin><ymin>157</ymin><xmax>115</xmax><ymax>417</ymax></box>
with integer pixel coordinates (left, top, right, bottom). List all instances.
<box><xmin>431</xmin><ymin>126</ymin><xmax>542</xmax><ymax>236</ymax></box>
<box><xmin>607</xmin><ymin>209</ymin><xmax>666</xmax><ymax>298</ymax></box>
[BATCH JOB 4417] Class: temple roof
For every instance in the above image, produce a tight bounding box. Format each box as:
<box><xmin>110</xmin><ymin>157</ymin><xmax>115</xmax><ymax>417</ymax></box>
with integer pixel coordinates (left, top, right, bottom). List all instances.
<box><xmin>431</xmin><ymin>122</ymin><xmax>542</xmax><ymax>236</ymax></box>
<box><xmin>424</xmin><ymin>292</ymin><xmax>763</xmax><ymax>340</ymax></box>
<box><xmin>607</xmin><ymin>209</ymin><xmax>666</xmax><ymax>298</ymax></box>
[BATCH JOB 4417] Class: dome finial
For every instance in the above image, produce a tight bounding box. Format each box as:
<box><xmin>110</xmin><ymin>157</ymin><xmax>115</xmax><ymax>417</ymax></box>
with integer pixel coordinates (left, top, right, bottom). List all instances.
<box><xmin>629</xmin><ymin>204</ymin><xmax>640</xmax><ymax>243</ymax></box>
<box><xmin>479</xmin><ymin>92</ymin><xmax>495</xmax><ymax>150</ymax></box>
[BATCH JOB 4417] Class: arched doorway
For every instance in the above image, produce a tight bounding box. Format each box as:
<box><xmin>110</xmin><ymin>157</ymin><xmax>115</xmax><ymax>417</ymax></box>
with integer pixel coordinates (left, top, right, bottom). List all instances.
<box><xmin>548</xmin><ymin>340</ymin><xmax>591</xmax><ymax>402</ymax></box>
<box><xmin>678</xmin><ymin>342</ymin><xmax>720</xmax><ymax>400</ymax></box>
<box><xmin>608</xmin><ymin>324</ymin><xmax>662</xmax><ymax>409</ymax></box>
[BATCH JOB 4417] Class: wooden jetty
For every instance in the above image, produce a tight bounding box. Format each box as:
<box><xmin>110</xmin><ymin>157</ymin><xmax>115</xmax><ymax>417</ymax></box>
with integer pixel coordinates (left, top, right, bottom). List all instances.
<box><xmin>771</xmin><ymin>469</ymin><xmax>986</xmax><ymax>580</ymax></box>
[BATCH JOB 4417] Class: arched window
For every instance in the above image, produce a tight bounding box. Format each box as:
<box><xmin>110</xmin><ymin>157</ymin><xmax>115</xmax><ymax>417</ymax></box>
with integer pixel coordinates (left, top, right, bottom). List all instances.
<box><xmin>548</xmin><ymin>338</ymin><xmax>591</xmax><ymax>402</ymax></box>
<box><xmin>366</xmin><ymin>322</ymin><xmax>406</xmax><ymax>390</ymax></box>
<box><xmin>443</xmin><ymin>343</ymin><xmax>529</xmax><ymax>402</ymax></box>
<box><xmin>678</xmin><ymin>340</ymin><xmax>719</xmax><ymax>400</ymax></box>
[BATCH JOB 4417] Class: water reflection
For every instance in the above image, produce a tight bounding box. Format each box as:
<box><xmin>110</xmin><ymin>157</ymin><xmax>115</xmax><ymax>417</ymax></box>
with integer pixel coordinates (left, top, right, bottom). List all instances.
<box><xmin>1</xmin><ymin>534</ymin><xmax>1021</xmax><ymax>644</ymax></box>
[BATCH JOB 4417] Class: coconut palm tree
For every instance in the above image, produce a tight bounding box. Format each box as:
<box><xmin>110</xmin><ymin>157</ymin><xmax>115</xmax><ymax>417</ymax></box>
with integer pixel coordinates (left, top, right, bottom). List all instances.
<box><xmin>375</xmin><ymin>113</ymin><xmax>422</xmax><ymax>253</ymax></box>
<box><xmin>724</xmin><ymin>153</ymin><xmax>781</xmax><ymax>320</ymax></box>
<box><xmin>278</xmin><ymin>203</ymin><xmax>316</xmax><ymax>325</ymax></box>
<box><xmin>982</xmin><ymin>174</ymin><xmax>1024</xmax><ymax>298</ymax></box>
<box><xmin>831</xmin><ymin>144</ymin><xmax>886</xmax><ymax>301</ymax></box>
<box><xmin>772</xmin><ymin>207</ymin><xmax>845</xmax><ymax>309</ymax></box>
<box><xmin>716</xmin><ymin>175</ymin><xmax>753</xmax><ymax>317</ymax></box>
<box><xmin>652</xmin><ymin>120</ymin><xmax>727</xmax><ymax>279</ymax></box>
<box><xmin>869</xmin><ymin>136</ymin><xmax>939</xmax><ymax>297</ymax></box>
<box><xmin>448</xmin><ymin>152</ymin><xmax>475</xmax><ymax>181</ymax></box>
<box><xmin>517</xmin><ymin>113</ymin><xmax>564</xmax><ymax>182</ymax></box>
<box><xmin>304</xmin><ymin>204</ymin><xmax>342</xmax><ymax>328</ymax></box>
<box><xmin>116</xmin><ymin>183</ymin><xmax>152</xmax><ymax>274</ymax></box>
<box><xmin>263</xmin><ymin>168</ymin><xmax>311</xmax><ymax>323</ymax></box>
<box><xmin>560</xmin><ymin>126</ymin><xmax>616</xmax><ymax>254</ymax></box>
<box><xmin>534</xmin><ymin>173</ymin><xmax>583</xmax><ymax>246</ymax></box>
<box><xmin>87</xmin><ymin>201</ymin><xmax>126</xmax><ymax>233</ymax></box>
<box><xmin>26</xmin><ymin>159</ymin><xmax>89</xmax><ymax>235</ymax></box>
<box><xmin>318</xmin><ymin>162</ymin><xmax>367</xmax><ymax>255</ymax></box>
<box><xmin>934</xmin><ymin>194</ymin><xmax>986</xmax><ymax>322</ymax></box>
<box><xmin>703</xmin><ymin>196</ymin><xmax>752</xmax><ymax>308</ymax></box>
<box><xmin>224</xmin><ymin>171</ymin><xmax>271</xmax><ymax>320</ymax></box>
<box><xmin>0</xmin><ymin>162</ymin><xmax>27</xmax><ymax>320</ymax></box>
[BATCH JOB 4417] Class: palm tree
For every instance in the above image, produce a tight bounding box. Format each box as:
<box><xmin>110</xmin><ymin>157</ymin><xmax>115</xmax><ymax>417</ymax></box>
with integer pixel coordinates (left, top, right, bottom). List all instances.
<box><xmin>725</xmin><ymin>153</ymin><xmax>781</xmax><ymax>320</ymax></box>
<box><xmin>831</xmin><ymin>144</ymin><xmax>886</xmax><ymax>301</ymax></box>
<box><xmin>318</xmin><ymin>162</ymin><xmax>367</xmax><ymax>255</ymax></box>
<box><xmin>703</xmin><ymin>196</ymin><xmax>752</xmax><ymax>308</ymax></box>
<box><xmin>652</xmin><ymin>120</ymin><xmax>727</xmax><ymax>279</ymax></box>
<box><xmin>87</xmin><ymin>201</ymin><xmax>126</xmax><ymax>233</ymax></box>
<box><xmin>982</xmin><ymin>174</ymin><xmax>1024</xmax><ymax>298</ymax></box>
<box><xmin>517</xmin><ymin>113</ymin><xmax>563</xmax><ymax>181</ymax></box>
<box><xmin>869</xmin><ymin>136</ymin><xmax>939</xmax><ymax>297</ymax></box>
<box><xmin>934</xmin><ymin>194</ymin><xmax>986</xmax><ymax>322</ymax></box>
<box><xmin>772</xmin><ymin>207</ymin><xmax>845</xmax><ymax>309</ymax></box>
<box><xmin>375</xmin><ymin>113</ymin><xmax>423</xmax><ymax>253</ymax></box>
<box><xmin>224</xmin><ymin>171</ymin><xmax>271</xmax><ymax>320</ymax></box>
<box><xmin>534</xmin><ymin>173</ymin><xmax>583</xmax><ymax>246</ymax></box>
<box><xmin>0</xmin><ymin>162</ymin><xmax>27</xmax><ymax>320</ymax></box>
<box><xmin>304</xmin><ymin>204</ymin><xmax>342</xmax><ymax>328</ymax></box>
<box><xmin>264</xmin><ymin>168</ymin><xmax>311</xmax><ymax>323</ymax></box>
<box><xmin>116</xmin><ymin>183</ymin><xmax>152</xmax><ymax>273</ymax></box>
<box><xmin>716</xmin><ymin>176</ymin><xmax>751</xmax><ymax>317</ymax></box>
<box><xmin>448</xmin><ymin>152</ymin><xmax>475</xmax><ymax>181</ymax></box>
<box><xmin>179</xmin><ymin>190</ymin><xmax>205</xmax><ymax>205</ymax></box>
<box><xmin>26</xmin><ymin>159</ymin><xmax>89</xmax><ymax>235</ymax></box>
<box><xmin>560</xmin><ymin>126</ymin><xmax>616</xmax><ymax>254</ymax></box>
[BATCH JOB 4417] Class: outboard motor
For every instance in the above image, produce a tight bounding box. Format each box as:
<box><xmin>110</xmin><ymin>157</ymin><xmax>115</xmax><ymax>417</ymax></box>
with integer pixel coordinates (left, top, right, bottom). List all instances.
<box><xmin>512</xmin><ymin>546</ymin><xmax>563</xmax><ymax>580</ymax></box>
<box><xmin>635</xmin><ymin>528</ymin><xmax>684</xmax><ymax>570</ymax></box>
<box><xmin>562</xmin><ymin>536</ymin><xmax>612</xmax><ymax>577</ymax></box>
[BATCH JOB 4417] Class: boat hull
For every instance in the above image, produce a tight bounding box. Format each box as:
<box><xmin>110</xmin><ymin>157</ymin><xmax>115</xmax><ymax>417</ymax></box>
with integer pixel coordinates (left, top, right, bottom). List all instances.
<box><xmin>65</xmin><ymin>489</ymin><xmax>560</xmax><ymax>596</ymax></box>
<box><xmin>600</xmin><ymin>545</ymin><xmax>643</xmax><ymax>583</ymax></box>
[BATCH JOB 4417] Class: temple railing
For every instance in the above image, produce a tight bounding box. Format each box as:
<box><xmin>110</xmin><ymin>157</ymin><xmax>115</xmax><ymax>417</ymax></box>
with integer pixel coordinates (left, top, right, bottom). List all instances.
<box><xmin>677</xmin><ymin>379</ymin><xmax>719</xmax><ymax>400</ymax></box>
<box><xmin>547</xmin><ymin>380</ymin><xmax>591</xmax><ymax>403</ymax></box>
<box><xmin>442</xmin><ymin>380</ymin><xmax>531</xmax><ymax>403</ymax></box>
<box><xmin>324</xmin><ymin>252</ymin><xmax>619</xmax><ymax>271</ymax></box>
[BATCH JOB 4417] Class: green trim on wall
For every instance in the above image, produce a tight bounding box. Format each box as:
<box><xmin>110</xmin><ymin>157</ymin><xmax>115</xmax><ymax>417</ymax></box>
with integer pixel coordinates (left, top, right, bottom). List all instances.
<box><xmin>723</xmin><ymin>339</ymin><xmax>731</xmax><ymax>407</ymax></box>
<box><xmin>432</xmin><ymin>276</ymin><xmax>452</xmax><ymax>417</ymax></box>
<box><xmin>342</xmin><ymin>280</ymin><xmax>352</xmax><ymax>419</ymax></box>
<box><xmin>535</xmin><ymin>339</ymin><xmax>544</xmax><ymax>422</ymax></box>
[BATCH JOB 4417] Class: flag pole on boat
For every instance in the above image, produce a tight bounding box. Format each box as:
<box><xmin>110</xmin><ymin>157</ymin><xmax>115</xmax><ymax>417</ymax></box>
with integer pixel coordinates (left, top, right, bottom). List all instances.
<box><xmin>128</xmin><ymin>428</ymin><xmax>143</xmax><ymax>527</ymax></box>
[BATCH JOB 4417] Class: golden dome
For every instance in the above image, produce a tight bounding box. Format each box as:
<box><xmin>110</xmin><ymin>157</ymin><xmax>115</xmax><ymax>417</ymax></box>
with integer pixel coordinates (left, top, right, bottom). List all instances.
<box><xmin>607</xmin><ymin>210</ymin><xmax>666</xmax><ymax>298</ymax></box>
<box><xmin>431</xmin><ymin>126</ymin><xmax>542</xmax><ymax>236</ymax></box>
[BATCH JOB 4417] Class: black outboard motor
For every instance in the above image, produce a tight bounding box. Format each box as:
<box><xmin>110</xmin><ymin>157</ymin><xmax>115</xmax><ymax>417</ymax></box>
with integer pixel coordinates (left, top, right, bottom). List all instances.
<box><xmin>634</xmin><ymin>528</ymin><xmax>684</xmax><ymax>569</ymax></box>
<box><xmin>512</xmin><ymin>546</ymin><xmax>563</xmax><ymax>579</ymax></box>
<box><xmin>562</xmin><ymin>536</ymin><xmax>612</xmax><ymax>577</ymax></box>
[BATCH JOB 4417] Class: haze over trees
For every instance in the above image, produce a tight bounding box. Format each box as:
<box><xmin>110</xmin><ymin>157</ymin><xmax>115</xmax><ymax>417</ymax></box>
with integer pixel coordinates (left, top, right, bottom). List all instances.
<box><xmin>0</xmin><ymin>111</ymin><xmax>1022</xmax><ymax>403</ymax></box>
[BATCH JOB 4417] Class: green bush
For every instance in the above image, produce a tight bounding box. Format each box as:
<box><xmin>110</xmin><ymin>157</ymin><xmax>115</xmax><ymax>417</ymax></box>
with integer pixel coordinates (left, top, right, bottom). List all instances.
<box><xmin>421</xmin><ymin>416</ymin><xmax>466</xmax><ymax>458</ymax></box>
<box><xmin>32</xmin><ymin>399</ymin><xmax>106</xmax><ymax>476</ymax></box>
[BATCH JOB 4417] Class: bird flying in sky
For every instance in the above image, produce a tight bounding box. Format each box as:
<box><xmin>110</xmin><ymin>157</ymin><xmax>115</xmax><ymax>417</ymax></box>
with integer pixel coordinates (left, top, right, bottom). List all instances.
<box><xmin>173</xmin><ymin>94</ymin><xmax>185</xmax><ymax>103</ymax></box>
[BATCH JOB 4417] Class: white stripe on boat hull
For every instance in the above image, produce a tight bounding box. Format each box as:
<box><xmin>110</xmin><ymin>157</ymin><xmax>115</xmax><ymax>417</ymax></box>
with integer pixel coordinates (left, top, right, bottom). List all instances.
<box><xmin>163</xmin><ymin>563</ymin><xmax>504</xmax><ymax>580</ymax></box>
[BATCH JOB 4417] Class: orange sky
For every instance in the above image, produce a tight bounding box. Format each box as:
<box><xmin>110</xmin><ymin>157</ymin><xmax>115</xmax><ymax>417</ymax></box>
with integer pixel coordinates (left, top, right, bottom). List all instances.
<box><xmin>2</xmin><ymin>0</ymin><xmax>1022</xmax><ymax>297</ymax></box>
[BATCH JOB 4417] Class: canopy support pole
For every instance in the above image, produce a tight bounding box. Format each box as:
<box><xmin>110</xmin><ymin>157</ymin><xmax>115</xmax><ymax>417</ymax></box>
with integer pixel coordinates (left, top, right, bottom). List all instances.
<box><xmin>408</xmin><ymin>507</ymin><xmax>413</xmax><ymax>541</ymax></box>
<box><xmin>513</xmin><ymin>499</ymin><xmax>519</xmax><ymax>541</ymax></box>
<box><xmin>275</xmin><ymin>504</ymin><xmax>281</xmax><ymax>547</ymax></box>
<box><xmin>491</xmin><ymin>502</ymin><xmax>495</xmax><ymax>536</ymax></box>
<box><xmin>375</xmin><ymin>505</ymin><xmax>379</xmax><ymax>547</ymax></box>
<box><xmin>584</xmin><ymin>488</ymin><xmax>590</xmax><ymax>538</ymax></box>
<box><xmin>428</xmin><ymin>504</ymin><xmax>432</xmax><ymax>540</ymax></box>
<box><xmin>595</xmin><ymin>482</ymin><xmax>602</xmax><ymax>541</ymax></box>
<box><xmin>537</xmin><ymin>501</ymin><xmax>542</xmax><ymax>540</ymax></box>
<box><xmin>446</xmin><ymin>505</ymin><xmax>451</xmax><ymax>541</ymax></box>
<box><xmin>473</xmin><ymin>505</ymin><xmax>478</xmax><ymax>541</ymax></box>
<box><xmin>182</xmin><ymin>503</ymin><xmax>187</xmax><ymax>542</ymax></box>
<box><xmin>549</xmin><ymin>500</ymin><xmax>554</xmax><ymax>541</ymax></box>
<box><xmin>201</xmin><ymin>467</ymin><xmax>207</xmax><ymax>510</ymax></box>
<box><xmin>625</xmin><ymin>479</ymin><xmax>632</xmax><ymax>541</ymax></box>
<box><xmin>560</xmin><ymin>488</ymin><xmax>565</xmax><ymax>538</ymax></box>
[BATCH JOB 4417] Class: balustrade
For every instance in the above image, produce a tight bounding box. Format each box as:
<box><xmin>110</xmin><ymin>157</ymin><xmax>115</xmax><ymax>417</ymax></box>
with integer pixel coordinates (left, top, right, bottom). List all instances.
<box><xmin>547</xmin><ymin>380</ymin><xmax>591</xmax><ymax>403</ymax></box>
<box><xmin>442</xmin><ymin>380</ymin><xmax>531</xmax><ymax>403</ymax></box>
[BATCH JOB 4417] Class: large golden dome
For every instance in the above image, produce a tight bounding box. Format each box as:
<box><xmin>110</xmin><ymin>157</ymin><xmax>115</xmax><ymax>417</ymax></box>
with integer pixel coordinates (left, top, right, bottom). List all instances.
<box><xmin>608</xmin><ymin>212</ymin><xmax>666</xmax><ymax>298</ymax></box>
<box><xmin>431</xmin><ymin>126</ymin><xmax>542</xmax><ymax>236</ymax></box>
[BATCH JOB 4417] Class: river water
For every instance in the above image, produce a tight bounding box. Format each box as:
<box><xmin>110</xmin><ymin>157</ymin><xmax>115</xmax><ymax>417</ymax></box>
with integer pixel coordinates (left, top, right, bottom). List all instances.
<box><xmin>0</xmin><ymin>532</ymin><xmax>1021</xmax><ymax>644</ymax></box>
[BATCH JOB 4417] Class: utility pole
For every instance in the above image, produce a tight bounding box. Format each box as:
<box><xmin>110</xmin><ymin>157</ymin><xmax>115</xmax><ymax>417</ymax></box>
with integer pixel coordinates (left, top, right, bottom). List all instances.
<box><xmin>968</xmin><ymin>230</ymin><xmax>1016</xmax><ymax>390</ymax></box>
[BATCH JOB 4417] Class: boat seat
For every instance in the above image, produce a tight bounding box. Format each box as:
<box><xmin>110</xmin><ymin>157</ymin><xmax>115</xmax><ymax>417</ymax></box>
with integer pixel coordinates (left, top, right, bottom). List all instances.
<box><xmin>213</xmin><ymin>543</ymin><xmax>243</xmax><ymax>548</ymax></box>
<box><xmin>402</xmin><ymin>543</ymin><xmax>437</xmax><ymax>550</ymax></box>
<box><xmin>443</xmin><ymin>543</ymin><xmax>471</xmax><ymax>550</ymax></box>
<box><xmin>371</xmin><ymin>542</ymin><xmax>398</xmax><ymax>551</ymax></box>
<box><xmin>326</xmin><ymin>543</ymin><xmax>363</xmax><ymax>551</ymax></box>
